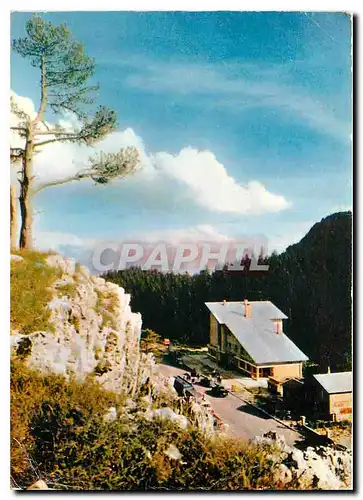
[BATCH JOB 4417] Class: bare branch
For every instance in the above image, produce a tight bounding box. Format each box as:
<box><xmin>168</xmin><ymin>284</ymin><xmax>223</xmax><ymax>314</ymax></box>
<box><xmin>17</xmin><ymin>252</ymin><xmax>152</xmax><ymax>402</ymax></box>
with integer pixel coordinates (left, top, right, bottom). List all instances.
<box><xmin>33</xmin><ymin>174</ymin><xmax>85</xmax><ymax>194</ymax></box>
<box><xmin>35</xmin><ymin>130</ymin><xmax>76</xmax><ymax>136</ymax></box>
<box><xmin>34</xmin><ymin>135</ymin><xmax>80</xmax><ymax>148</ymax></box>
<box><xmin>11</xmin><ymin>126</ymin><xmax>27</xmax><ymax>132</ymax></box>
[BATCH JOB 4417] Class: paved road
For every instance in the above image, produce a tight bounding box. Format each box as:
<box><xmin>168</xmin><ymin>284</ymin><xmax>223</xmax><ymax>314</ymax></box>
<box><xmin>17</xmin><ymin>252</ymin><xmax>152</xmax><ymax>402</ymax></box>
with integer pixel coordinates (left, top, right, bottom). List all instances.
<box><xmin>157</xmin><ymin>363</ymin><xmax>303</xmax><ymax>447</ymax></box>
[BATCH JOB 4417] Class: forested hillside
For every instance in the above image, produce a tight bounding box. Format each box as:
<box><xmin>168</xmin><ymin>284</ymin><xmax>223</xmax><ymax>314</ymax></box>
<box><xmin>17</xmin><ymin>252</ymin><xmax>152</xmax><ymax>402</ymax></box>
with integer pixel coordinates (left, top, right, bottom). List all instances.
<box><xmin>104</xmin><ymin>211</ymin><xmax>352</xmax><ymax>372</ymax></box>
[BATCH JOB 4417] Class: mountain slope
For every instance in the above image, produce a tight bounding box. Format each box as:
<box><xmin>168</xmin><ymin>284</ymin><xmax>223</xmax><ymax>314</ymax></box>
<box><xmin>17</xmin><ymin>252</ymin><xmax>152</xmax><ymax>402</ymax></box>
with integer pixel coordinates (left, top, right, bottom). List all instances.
<box><xmin>275</xmin><ymin>211</ymin><xmax>352</xmax><ymax>371</ymax></box>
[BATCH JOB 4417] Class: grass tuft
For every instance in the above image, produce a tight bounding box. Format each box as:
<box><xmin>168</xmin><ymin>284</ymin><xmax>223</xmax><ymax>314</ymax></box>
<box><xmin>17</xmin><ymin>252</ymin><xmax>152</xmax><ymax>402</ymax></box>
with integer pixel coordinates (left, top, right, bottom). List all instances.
<box><xmin>11</xmin><ymin>250</ymin><xmax>57</xmax><ymax>334</ymax></box>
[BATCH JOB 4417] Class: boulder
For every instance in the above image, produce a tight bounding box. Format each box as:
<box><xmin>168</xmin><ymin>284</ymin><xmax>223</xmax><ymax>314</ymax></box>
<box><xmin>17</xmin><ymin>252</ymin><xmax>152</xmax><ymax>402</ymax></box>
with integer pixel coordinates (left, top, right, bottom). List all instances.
<box><xmin>147</xmin><ymin>407</ymin><xmax>189</xmax><ymax>430</ymax></box>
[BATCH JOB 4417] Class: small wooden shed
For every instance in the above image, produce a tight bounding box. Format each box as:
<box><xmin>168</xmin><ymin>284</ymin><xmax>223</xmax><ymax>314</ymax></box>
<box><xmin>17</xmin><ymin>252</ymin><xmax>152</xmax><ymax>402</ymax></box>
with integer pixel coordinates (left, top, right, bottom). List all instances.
<box><xmin>313</xmin><ymin>371</ymin><xmax>352</xmax><ymax>421</ymax></box>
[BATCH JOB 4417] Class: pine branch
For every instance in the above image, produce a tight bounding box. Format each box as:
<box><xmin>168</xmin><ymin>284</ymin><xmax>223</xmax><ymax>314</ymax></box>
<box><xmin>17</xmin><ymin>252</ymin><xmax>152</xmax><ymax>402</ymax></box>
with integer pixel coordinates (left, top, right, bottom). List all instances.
<box><xmin>33</xmin><ymin>147</ymin><xmax>140</xmax><ymax>193</ymax></box>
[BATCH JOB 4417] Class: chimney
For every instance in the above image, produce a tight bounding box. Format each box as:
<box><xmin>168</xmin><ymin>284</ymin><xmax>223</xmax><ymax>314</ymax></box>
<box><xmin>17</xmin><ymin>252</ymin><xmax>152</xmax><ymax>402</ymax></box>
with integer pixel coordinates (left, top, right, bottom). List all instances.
<box><xmin>327</xmin><ymin>366</ymin><xmax>331</xmax><ymax>374</ymax></box>
<box><xmin>244</xmin><ymin>299</ymin><xmax>251</xmax><ymax>318</ymax></box>
<box><xmin>222</xmin><ymin>299</ymin><xmax>226</xmax><ymax>306</ymax></box>
<box><xmin>275</xmin><ymin>320</ymin><xmax>282</xmax><ymax>334</ymax></box>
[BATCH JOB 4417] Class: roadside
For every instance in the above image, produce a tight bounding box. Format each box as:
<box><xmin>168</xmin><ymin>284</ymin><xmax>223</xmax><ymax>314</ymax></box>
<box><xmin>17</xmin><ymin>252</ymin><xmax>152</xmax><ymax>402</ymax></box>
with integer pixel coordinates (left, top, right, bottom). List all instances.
<box><xmin>158</xmin><ymin>350</ymin><xmax>352</xmax><ymax>451</ymax></box>
<box><xmin>157</xmin><ymin>362</ymin><xmax>303</xmax><ymax>447</ymax></box>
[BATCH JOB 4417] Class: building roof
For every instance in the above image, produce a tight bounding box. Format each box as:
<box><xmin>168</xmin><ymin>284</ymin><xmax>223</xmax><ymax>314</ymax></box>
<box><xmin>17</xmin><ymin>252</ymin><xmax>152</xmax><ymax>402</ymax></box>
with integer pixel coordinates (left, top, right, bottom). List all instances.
<box><xmin>313</xmin><ymin>372</ymin><xmax>352</xmax><ymax>394</ymax></box>
<box><xmin>205</xmin><ymin>300</ymin><xmax>308</xmax><ymax>365</ymax></box>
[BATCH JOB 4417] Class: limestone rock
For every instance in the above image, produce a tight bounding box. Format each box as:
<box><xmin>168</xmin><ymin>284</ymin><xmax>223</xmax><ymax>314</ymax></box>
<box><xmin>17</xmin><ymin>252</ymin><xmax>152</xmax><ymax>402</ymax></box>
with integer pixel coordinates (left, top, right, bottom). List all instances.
<box><xmin>146</xmin><ymin>407</ymin><xmax>189</xmax><ymax>430</ymax></box>
<box><xmin>10</xmin><ymin>253</ymin><xmax>220</xmax><ymax>439</ymax></box>
<box><xmin>103</xmin><ymin>406</ymin><xmax>118</xmax><ymax>423</ymax></box>
<box><xmin>27</xmin><ymin>479</ymin><xmax>49</xmax><ymax>490</ymax></box>
<box><xmin>11</xmin><ymin>254</ymin><xmax>149</xmax><ymax>396</ymax></box>
<box><xmin>46</xmin><ymin>254</ymin><xmax>76</xmax><ymax>276</ymax></box>
<box><xmin>11</xmin><ymin>254</ymin><xmax>24</xmax><ymax>262</ymax></box>
<box><xmin>164</xmin><ymin>444</ymin><xmax>182</xmax><ymax>461</ymax></box>
<box><xmin>252</xmin><ymin>433</ymin><xmax>352</xmax><ymax>490</ymax></box>
<box><xmin>273</xmin><ymin>464</ymin><xmax>292</xmax><ymax>485</ymax></box>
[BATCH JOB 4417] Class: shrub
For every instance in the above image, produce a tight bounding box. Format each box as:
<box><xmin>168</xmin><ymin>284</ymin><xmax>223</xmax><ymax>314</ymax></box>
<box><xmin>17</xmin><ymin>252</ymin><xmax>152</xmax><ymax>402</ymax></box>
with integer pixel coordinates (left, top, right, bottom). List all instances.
<box><xmin>140</xmin><ymin>329</ymin><xmax>163</xmax><ymax>354</ymax></box>
<box><xmin>11</xmin><ymin>358</ymin><xmax>285</xmax><ymax>491</ymax></box>
<box><xmin>10</xmin><ymin>358</ymin><xmax>122</xmax><ymax>488</ymax></box>
<box><xmin>94</xmin><ymin>288</ymin><xmax>119</xmax><ymax>330</ymax></box>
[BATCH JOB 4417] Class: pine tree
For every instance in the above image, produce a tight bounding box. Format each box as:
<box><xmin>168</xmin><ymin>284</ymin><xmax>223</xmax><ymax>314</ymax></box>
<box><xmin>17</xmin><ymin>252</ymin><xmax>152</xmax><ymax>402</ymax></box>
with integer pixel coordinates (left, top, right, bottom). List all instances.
<box><xmin>11</xmin><ymin>15</ymin><xmax>140</xmax><ymax>248</ymax></box>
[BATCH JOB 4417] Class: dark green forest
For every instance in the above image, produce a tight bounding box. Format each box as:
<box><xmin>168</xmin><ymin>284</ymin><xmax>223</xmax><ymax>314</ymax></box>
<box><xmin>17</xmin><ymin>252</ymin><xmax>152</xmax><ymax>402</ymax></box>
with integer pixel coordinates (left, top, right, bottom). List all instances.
<box><xmin>104</xmin><ymin>211</ymin><xmax>352</xmax><ymax>372</ymax></box>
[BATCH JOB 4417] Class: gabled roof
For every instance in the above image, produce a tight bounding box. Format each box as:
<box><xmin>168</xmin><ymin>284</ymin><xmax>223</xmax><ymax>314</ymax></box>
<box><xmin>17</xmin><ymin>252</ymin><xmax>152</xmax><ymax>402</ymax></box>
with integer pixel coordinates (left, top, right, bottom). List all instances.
<box><xmin>205</xmin><ymin>301</ymin><xmax>308</xmax><ymax>365</ymax></box>
<box><xmin>313</xmin><ymin>372</ymin><xmax>352</xmax><ymax>394</ymax></box>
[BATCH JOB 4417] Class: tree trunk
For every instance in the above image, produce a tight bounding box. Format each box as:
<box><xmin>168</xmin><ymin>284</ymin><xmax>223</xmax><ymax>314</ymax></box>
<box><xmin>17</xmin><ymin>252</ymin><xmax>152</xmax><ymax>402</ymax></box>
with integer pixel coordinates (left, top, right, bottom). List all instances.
<box><xmin>18</xmin><ymin>57</ymin><xmax>46</xmax><ymax>250</ymax></box>
<box><xmin>19</xmin><ymin>140</ymin><xmax>34</xmax><ymax>249</ymax></box>
<box><xmin>10</xmin><ymin>185</ymin><xmax>17</xmax><ymax>250</ymax></box>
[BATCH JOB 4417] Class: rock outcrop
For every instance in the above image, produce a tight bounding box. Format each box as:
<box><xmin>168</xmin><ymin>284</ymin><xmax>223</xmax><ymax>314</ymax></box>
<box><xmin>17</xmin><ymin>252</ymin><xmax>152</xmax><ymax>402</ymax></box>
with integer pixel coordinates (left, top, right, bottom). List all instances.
<box><xmin>10</xmin><ymin>253</ymin><xmax>216</xmax><ymax>440</ymax></box>
<box><xmin>10</xmin><ymin>254</ymin><xmax>171</xmax><ymax>398</ymax></box>
<box><xmin>252</xmin><ymin>432</ymin><xmax>352</xmax><ymax>490</ymax></box>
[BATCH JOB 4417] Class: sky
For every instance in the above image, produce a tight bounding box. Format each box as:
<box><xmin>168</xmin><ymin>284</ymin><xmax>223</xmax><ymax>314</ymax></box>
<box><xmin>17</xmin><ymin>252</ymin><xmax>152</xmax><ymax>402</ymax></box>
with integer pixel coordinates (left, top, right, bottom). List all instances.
<box><xmin>10</xmin><ymin>11</ymin><xmax>352</xmax><ymax>264</ymax></box>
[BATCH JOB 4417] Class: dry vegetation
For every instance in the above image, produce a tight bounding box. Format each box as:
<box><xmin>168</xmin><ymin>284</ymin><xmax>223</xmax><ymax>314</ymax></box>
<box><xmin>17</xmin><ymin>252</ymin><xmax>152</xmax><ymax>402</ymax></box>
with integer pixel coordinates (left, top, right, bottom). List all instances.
<box><xmin>10</xmin><ymin>250</ymin><xmax>56</xmax><ymax>334</ymax></box>
<box><xmin>94</xmin><ymin>288</ymin><xmax>119</xmax><ymax>330</ymax></box>
<box><xmin>11</xmin><ymin>358</ymin><xmax>295</xmax><ymax>491</ymax></box>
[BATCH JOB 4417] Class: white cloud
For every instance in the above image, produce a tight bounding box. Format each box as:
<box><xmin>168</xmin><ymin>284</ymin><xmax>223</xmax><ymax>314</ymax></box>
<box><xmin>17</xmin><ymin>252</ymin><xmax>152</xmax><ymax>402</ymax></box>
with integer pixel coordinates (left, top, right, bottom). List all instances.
<box><xmin>11</xmin><ymin>91</ymin><xmax>290</xmax><ymax>216</ymax></box>
<box><xmin>127</xmin><ymin>224</ymin><xmax>231</xmax><ymax>244</ymax></box>
<box><xmin>10</xmin><ymin>91</ymin><xmax>37</xmax><ymax>121</ymax></box>
<box><xmin>34</xmin><ymin>230</ymin><xmax>95</xmax><ymax>251</ymax></box>
<box><xmin>154</xmin><ymin>148</ymin><xmax>289</xmax><ymax>214</ymax></box>
<box><xmin>34</xmin><ymin>224</ymin><xmax>230</xmax><ymax>254</ymax></box>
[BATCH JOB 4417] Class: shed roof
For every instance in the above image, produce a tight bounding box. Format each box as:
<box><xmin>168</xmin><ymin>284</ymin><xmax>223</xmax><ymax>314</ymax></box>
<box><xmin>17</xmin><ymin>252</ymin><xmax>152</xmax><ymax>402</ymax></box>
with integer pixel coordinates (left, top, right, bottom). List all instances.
<box><xmin>313</xmin><ymin>372</ymin><xmax>352</xmax><ymax>394</ymax></box>
<box><xmin>205</xmin><ymin>301</ymin><xmax>308</xmax><ymax>365</ymax></box>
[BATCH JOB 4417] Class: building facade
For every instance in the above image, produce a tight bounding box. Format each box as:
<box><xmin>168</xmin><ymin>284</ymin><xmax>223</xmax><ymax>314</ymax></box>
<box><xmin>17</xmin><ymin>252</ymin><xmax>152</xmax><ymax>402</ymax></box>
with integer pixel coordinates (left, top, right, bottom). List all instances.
<box><xmin>206</xmin><ymin>299</ymin><xmax>308</xmax><ymax>380</ymax></box>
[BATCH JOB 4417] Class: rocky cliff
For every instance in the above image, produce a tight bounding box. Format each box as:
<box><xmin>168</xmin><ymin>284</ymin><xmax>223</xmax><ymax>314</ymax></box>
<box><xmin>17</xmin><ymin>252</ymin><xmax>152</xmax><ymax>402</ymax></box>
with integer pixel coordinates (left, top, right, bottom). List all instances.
<box><xmin>11</xmin><ymin>253</ymin><xmax>172</xmax><ymax>399</ymax></box>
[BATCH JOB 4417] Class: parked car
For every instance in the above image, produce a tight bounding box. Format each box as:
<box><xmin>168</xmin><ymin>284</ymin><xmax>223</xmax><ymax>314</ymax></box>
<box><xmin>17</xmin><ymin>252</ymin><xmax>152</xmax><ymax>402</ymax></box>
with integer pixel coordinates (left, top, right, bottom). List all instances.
<box><xmin>210</xmin><ymin>384</ymin><xmax>228</xmax><ymax>398</ymax></box>
<box><xmin>199</xmin><ymin>375</ymin><xmax>212</xmax><ymax>387</ymax></box>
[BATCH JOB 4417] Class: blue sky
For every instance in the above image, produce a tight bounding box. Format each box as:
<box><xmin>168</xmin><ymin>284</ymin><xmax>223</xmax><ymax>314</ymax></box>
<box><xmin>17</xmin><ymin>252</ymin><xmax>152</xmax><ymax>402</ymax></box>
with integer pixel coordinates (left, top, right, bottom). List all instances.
<box><xmin>11</xmin><ymin>11</ymin><xmax>352</xmax><ymax>259</ymax></box>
